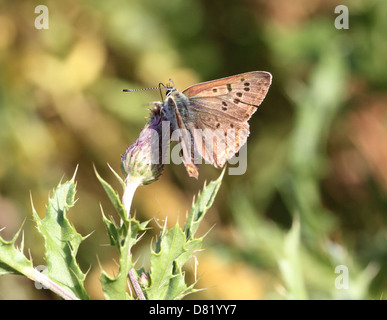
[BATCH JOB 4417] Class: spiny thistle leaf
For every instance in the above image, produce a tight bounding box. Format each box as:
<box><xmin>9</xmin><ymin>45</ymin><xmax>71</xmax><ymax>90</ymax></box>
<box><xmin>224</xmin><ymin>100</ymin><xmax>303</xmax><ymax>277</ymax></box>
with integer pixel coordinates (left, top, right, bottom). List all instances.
<box><xmin>99</xmin><ymin>232</ymin><xmax>133</xmax><ymax>300</ymax></box>
<box><xmin>146</xmin><ymin>224</ymin><xmax>189</xmax><ymax>300</ymax></box>
<box><xmin>96</xmin><ymin>168</ymin><xmax>149</xmax><ymax>299</ymax></box>
<box><xmin>100</xmin><ymin>214</ymin><xmax>149</xmax><ymax>300</ymax></box>
<box><xmin>94</xmin><ymin>165</ymin><xmax>127</xmax><ymax>221</ymax></box>
<box><xmin>146</xmin><ymin>170</ymin><xmax>224</xmax><ymax>300</ymax></box>
<box><xmin>184</xmin><ymin>168</ymin><xmax>225</xmax><ymax>240</ymax></box>
<box><xmin>0</xmin><ymin>224</ymin><xmax>33</xmax><ymax>276</ymax></box>
<box><xmin>32</xmin><ymin>176</ymin><xmax>89</xmax><ymax>300</ymax></box>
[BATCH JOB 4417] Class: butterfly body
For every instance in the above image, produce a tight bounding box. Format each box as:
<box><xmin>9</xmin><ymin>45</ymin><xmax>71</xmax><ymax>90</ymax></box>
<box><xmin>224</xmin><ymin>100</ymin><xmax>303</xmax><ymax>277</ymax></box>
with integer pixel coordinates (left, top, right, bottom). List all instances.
<box><xmin>163</xmin><ymin>90</ymin><xmax>191</xmax><ymax>132</ymax></box>
<box><xmin>157</xmin><ymin>71</ymin><xmax>272</xmax><ymax>179</ymax></box>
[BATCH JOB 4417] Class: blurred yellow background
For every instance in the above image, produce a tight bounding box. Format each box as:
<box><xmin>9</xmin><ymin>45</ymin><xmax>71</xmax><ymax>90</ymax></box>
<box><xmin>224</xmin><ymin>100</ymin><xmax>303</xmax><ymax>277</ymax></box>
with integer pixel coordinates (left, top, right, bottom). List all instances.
<box><xmin>1</xmin><ymin>0</ymin><xmax>387</xmax><ymax>299</ymax></box>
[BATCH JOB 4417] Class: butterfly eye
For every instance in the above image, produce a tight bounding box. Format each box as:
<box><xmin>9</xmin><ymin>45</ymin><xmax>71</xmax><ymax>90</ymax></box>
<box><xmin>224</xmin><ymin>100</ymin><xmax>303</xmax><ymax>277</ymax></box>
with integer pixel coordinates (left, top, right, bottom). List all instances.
<box><xmin>166</xmin><ymin>88</ymin><xmax>174</xmax><ymax>96</ymax></box>
<box><xmin>164</xmin><ymin>78</ymin><xmax>176</xmax><ymax>97</ymax></box>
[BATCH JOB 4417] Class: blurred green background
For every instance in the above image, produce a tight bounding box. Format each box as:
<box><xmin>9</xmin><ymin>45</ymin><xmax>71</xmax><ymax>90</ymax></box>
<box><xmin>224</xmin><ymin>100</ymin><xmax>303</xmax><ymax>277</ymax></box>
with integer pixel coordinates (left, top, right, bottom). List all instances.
<box><xmin>1</xmin><ymin>0</ymin><xmax>387</xmax><ymax>299</ymax></box>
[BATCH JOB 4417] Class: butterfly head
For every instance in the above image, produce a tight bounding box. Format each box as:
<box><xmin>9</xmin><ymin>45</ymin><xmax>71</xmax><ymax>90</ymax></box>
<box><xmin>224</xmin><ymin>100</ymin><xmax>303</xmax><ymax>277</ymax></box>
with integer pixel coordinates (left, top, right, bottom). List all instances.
<box><xmin>122</xmin><ymin>80</ymin><xmax>176</xmax><ymax>100</ymax></box>
<box><xmin>165</xmin><ymin>86</ymin><xmax>177</xmax><ymax>97</ymax></box>
<box><xmin>159</xmin><ymin>79</ymin><xmax>177</xmax><ymax>99</ymax></box>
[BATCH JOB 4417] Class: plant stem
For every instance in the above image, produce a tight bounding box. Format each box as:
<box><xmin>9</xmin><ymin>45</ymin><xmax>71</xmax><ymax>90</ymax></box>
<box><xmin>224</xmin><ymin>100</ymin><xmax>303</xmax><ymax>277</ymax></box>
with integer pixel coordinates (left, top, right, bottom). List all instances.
<box><xmin>122</xmin><ymin>179</ymin><xmax>140</xmax><ymax>219</ymax></box>
<box><xmin>122</xmin><ymin>179</ymin><xmax>146</xmax><ymax>300</ymax></box>
<box><xmin>128</xmin><ymin>268</ymin><xmax>146</xmax><ymax>300</ymax></box>
<box><xmin>29</xmin><ymin>268</ymin><xmax>80</xmax><ymax>300</ymax></box>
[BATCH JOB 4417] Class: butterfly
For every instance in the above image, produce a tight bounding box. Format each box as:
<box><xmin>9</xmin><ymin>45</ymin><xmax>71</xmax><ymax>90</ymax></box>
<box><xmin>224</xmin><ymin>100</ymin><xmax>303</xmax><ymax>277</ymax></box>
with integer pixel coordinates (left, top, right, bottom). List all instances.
<box><xmin>151</xmin><ymin>71</ymin><xmax>272</xmax><ymax>179</ymax></box>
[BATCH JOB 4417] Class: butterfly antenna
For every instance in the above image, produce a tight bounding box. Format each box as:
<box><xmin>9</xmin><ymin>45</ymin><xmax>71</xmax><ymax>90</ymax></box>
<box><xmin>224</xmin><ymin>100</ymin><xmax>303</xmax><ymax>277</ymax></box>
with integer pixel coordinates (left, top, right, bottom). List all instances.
<box><xmin>122</xmin><ymin>82</ymin><xmax>174</xmax><ymax>100</ymax></box>
<box><xmin>168</xmin><ymin>78</ymin><xmax>175</xmax><ymax>88</ymax></box>
<box><xmin>158</xmin><ymin>82</ymin><xmax>166</xmax><ymax>100</ymax></box>
<box><xmin>122</xmin><ymin>86</ymin><xmax>161</xmax><ymax>93</ymax></box>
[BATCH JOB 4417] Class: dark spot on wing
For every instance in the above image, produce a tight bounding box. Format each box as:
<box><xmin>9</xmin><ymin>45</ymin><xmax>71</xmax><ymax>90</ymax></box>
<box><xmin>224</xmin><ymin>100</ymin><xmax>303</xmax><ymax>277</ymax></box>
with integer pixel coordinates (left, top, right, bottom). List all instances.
<box><xmin>233</xmin><ymin>99</ymin><xmax>240</xmax><ymax>104</ymax></box>
<box><xmin>216</xmin><ymin>123</ymin><xmax>220</xmax><ymax>129</ymax></box>
<box><xmin>230</xmin><ymin>124</ymin><xmax>234</xmax><ymax>128</ymax></box>
<box><xmin>227</xmin><ymin>84</ymin><xmax>232</xmax><ymax>92</ymax></box>
<box><xmin>236</xmin><ymin>92</ymin><xmax>242</xmax><ymax>97</ymax></box>
<box><xmin>241</xmin><ymin>78</ymin><xmax>245</xmax><ymax>82</ymax></box>
<box><xmin>212</xmin><ymin>88</ymin><xmax>218</xmax><ymax>93</ymax></box>
<box><xmin>244</xmin><ymin>87</ymin><xmax>250</xmax><ymax>91</ymax></box>
<box><xmin>244</xmin><ymin>82</ymin><xmax>250</xmax><ymax>86</ymax></box>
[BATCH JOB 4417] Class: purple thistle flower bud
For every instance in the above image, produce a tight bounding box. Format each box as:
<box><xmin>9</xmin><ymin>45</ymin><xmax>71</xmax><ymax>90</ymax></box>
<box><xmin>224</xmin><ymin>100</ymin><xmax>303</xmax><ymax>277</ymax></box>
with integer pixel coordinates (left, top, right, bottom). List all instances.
<box><xmin>138</xmin><ymin>272</ymin><xmax>149</xmax><ymax>289</ymax></box>
<box><xmin>121</xmin><ymin>104</ymin><xmax>165</xmax><ymax>186</ymax></box>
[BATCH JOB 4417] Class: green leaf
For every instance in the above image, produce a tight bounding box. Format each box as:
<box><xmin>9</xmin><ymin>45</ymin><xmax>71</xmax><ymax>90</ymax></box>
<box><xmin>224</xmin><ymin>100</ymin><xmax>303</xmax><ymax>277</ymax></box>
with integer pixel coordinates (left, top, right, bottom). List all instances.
<box><xmin>94</xmin><ymin>165</ymin><xmax>127</xmax><ymax>221</ymax></box>
<box><xmin>146</xmin><ymin>224</ymin><xmax>203</xmax><ymax>300</ymax></box>
<box><xmin>98</xmin><ymin>166</ymin><xmax>224</xmax><ymax>300</ymax></box>
<box><xmin>184</xmin><ymin>168</ymin><xmax>224</xmax><ymax>240</ymax></box>
<box><xmin>146</xmin><ymin>169</ymin><xmax>224</xmax><ymax>300</ymax></box>
<box><xmin>146</xmin><ymin>224</ymin><xmax>187</xmax><ymax>300</ymax></box>
<box><xmin>278</xmin><ymin>217</ymin><xmax>308</xmax><ymax>299</ymax></box>
<box><xmin>99</xmin><ymin>235</ymin><xmax>132</xmax><ymax>300</ymax></box>
<box><xmin>96</xmin><ymin>168</ymin><xmax>149</xmax><ymax>299</ymax></box>
<box><xmin>100</xmin><ymin>274</ymin><xmax>132</xmax><ymax>300</ymax></box>
<box><xmin>0</xmin><ymin>224</ymin><xmax>33</xmax><ymax>276</ymax></box>
<box><xmin>32</xmin><ymin>176</ymin><xmax>89</xmax><ymax>300</ymax></box>
<box><xmin>108</xmin><ymin>163</ymin><xmax>126</xmax><ymax>191</ymax></box>
<box><xmin>174</xmin><ymin>238</ymin><xmax>202</xmax><ymax>270</ymax></box>
<box><xmin>100</xmin><ymin>215</ymin><xmax>149</xmax><ymax>300</ymax></box>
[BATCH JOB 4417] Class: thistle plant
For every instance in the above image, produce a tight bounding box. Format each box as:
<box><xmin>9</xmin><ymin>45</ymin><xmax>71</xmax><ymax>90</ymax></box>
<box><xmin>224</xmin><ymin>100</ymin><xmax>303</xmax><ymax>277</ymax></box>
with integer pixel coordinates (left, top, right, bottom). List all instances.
<box><xmin>120</xmin><ymin>104</ymin><xmax>165</xmax><ymax>218</ymax></box>
<box><xmin>0</xmin><ymin>106</ymin><xmax>224</xmax><ymax>300</ymax></box>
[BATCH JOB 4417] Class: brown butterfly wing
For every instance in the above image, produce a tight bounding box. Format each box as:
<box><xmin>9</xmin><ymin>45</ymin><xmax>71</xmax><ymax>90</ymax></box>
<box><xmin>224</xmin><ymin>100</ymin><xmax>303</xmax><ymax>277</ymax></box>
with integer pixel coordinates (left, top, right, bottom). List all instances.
<box><xmin>186</xmin><ymin>101</ymin><xmax>250</xmax><ymax>168</ymax></box>
<box><xmin>182</xmin><ymin>71</ymin><xmax>272</xmax><ymax>167</ymax></box>
<box><xmin>167</xmin><ymin>96</ymin><xmax>199</xmax><ymax>179</ymax></box>
<box><xmin>183</xmin><ymin>71</ymin><xmax>272</xmax><ymax>112</ymax></box>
